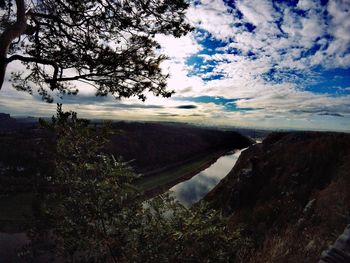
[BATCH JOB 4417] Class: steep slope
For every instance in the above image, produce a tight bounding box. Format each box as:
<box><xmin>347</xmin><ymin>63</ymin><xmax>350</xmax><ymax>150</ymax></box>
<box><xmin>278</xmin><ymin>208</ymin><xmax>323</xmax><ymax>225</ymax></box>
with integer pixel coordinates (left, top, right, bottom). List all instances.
<box><xmin>107</xmin><ymin>122</ymin><xmax>252</xmax><ymax>173</ymax></box>
<box><xmin>206</xmin><ymin>132</ymin><xmax>350</xmax><ymax>263</ymax></box>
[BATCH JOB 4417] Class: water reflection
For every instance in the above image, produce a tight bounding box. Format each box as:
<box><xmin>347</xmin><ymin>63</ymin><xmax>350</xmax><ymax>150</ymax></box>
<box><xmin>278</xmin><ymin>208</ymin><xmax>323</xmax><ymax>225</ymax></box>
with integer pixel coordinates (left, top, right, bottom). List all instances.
<box><xmin>0</xmin><ymin>149</ymin><xmax>246</xmax><ymax>262</ymax></box>
<box><xmin>170</xmin><ymin>149</ymin><xmax>244</xmax><ymax>206</ymax></box>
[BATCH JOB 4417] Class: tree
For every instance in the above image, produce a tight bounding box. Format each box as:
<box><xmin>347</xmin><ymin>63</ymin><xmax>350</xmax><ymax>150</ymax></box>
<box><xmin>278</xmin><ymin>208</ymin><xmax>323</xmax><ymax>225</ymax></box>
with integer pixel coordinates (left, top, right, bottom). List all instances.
<box><xmin>0</xmin><ymin>0</ymin><xmax>191</xmax><ymax>102</ymax></box>
<box><xmin>25</xmin><ymin>105</ymin><xmax>253</xmax><ymax>262</ymax></box>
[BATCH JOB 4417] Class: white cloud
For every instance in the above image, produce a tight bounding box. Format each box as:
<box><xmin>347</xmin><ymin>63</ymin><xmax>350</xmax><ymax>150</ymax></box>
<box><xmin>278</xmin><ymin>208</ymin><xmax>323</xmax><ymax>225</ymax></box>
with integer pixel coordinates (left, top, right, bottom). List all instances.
<box><xmin>1</xmin><ymin>0</ymin><xmax>350</xmax><ymax>132</ymax></box>
<box><xmin>297</xmin><ymin>0</ymin><xmax>318</xmax><ymax>11</ymax></box>
<box><xmin>187</xmin><ymin>0</ymin><xmax>239</xmax><ymax>41</ymax></box>
<box><xmin>155</xmin><ymin>34</ymin><xmax>202</xmax><ymax>61</ymax></box>
<box><xmin>324</xmin><ymin>0</ymin><xmax>350</xmax><ymax>68</ymax></box>
<box><xmin>236</xmin><ymin>0</ymin><xmax>277</xmax><ymax>26</ymax></box>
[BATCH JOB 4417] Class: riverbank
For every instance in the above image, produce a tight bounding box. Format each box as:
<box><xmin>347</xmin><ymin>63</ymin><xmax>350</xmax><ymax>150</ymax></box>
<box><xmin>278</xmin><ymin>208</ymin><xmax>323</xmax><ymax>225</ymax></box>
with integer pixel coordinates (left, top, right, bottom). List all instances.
<box><xmin>0</xmin><ymin>149</ymin><xmax>238</xmax><ymax>233</ymax></box>
<box><xmin>135</xmin><ymin>150</ymin><xmax>230</xmax><ymax>198</ymax></box>
<box><xmin>170</xmin><ymin>149</ymin><xmax>245</xmax><ymax>206</ymax></box>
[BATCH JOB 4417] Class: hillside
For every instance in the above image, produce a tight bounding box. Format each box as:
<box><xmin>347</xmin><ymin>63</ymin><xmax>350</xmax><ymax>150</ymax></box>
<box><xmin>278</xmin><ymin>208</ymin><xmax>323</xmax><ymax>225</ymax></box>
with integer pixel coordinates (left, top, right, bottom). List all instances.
<box><xmin>107</xmin><ymin>122</ymin><xmax>252</xmax><ymax>173</ymax></box>
<box><xmin>206</xmin><ymin>131</ymin><xmax>350</xmax><ymax>262</ymax></box>
<box><xmin>0</xmin><ymin>118</ymin><xmax>252</xmax><ymax>194</ymax></box>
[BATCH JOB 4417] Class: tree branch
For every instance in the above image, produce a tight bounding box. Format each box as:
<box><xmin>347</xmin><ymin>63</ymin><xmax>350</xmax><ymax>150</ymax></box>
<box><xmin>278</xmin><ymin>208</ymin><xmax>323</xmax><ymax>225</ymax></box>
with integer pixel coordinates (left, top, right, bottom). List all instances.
<box><xmin>6</xmin><ymin>54</ymin><xmax>59</xmax><ymax>87</ymax></box>
<box><xmin>0</xmin><ymin>0</ymin><xmax>29</xmax><ymax>89</ymax></box>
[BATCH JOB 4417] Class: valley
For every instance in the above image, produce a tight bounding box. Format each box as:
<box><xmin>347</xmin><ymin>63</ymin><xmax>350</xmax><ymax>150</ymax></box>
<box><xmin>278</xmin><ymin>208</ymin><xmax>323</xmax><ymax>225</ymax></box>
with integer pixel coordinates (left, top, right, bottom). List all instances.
<box><xmin>1</xmin><ymin>114</ymin><xmax>349</xmax><ymax>262</ymax></box>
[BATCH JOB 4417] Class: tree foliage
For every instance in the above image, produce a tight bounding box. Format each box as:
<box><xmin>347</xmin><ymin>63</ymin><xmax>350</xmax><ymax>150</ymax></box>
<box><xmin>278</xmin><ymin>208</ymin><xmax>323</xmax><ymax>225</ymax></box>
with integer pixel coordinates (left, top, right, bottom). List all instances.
<box><xmin>0</xmin><ymin>0</ymin><xmax>192</xmax><ymax>102</ymax></box>
<box><xmin>27</xmin><ymin>106</ymin><xmax>252</xmax><ymax>262</ymax></box>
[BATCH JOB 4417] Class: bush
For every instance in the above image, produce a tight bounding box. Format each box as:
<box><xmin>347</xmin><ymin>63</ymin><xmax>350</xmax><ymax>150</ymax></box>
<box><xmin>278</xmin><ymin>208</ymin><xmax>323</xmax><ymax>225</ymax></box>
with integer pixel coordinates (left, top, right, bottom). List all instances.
<box><xmin>25</xmin><ymin>105</ymin><xmax>251</xmax><ymax>263</ymax></box>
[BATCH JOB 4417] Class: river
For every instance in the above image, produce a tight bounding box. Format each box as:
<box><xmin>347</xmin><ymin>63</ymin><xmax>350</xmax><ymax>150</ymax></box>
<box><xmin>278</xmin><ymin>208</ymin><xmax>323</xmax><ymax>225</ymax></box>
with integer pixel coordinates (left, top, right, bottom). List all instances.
<box><xmin>169</xmin><ymin>149</ymin><xmax>245</xmax><ymax>206</ymax></box>
<box><xmin>0</xmin><ymin>148</ymin><xmax>246</xmax><ymax>261</ymax></box>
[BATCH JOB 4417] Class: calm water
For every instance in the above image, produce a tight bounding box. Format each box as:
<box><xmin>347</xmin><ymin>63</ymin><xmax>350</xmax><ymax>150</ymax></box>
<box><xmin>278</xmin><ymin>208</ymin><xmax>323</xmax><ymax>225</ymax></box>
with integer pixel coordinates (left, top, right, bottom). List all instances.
<box><xmin>169</xmin><ymin>149</ymin><xmax>245</xmax><ymax>206</ymax></box>
<box><xmin>0</xmin><ymin>149</ymin><xmax>245</xmax><ymax>261</ymax></box>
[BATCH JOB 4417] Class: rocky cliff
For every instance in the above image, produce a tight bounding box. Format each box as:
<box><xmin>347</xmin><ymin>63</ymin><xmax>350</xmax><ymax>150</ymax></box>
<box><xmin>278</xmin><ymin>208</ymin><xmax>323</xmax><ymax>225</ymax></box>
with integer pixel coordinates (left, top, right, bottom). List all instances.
<box><xmin>206</xmin><ymin>131</ymin><xmax>350</xmax><ymax>263</ymax></box>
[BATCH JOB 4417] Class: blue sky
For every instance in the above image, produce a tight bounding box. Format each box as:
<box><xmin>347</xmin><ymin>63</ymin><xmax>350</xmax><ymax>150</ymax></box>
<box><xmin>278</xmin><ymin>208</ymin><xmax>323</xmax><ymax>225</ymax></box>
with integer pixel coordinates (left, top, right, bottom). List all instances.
<box><xmin>1</xmin><ymin>0</ymin><xmax>350</xmax><ymax>131</ymax></box>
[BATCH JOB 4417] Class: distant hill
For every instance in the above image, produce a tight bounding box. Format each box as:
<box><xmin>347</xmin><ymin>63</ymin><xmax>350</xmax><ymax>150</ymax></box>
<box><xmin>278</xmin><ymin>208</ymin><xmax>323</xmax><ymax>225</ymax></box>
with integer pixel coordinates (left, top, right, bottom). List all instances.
<box><xmin>0</xmin><ymin>113</ymin><xmax>11</xmax><ymax>120</ymax></box>
<box><xmin>0</xmin><ymin>113</ymin><xmax>18</xmax><ymax>129</ymax></box>
<box><xmin>0</xmin><ymin>113</ymin><xmax>38</xmax><ymax>130</ymax></box>
<box><xmin>206</xmin><ymin>131</ymin><xmax>350</xmax><ymax>262</ymax></box>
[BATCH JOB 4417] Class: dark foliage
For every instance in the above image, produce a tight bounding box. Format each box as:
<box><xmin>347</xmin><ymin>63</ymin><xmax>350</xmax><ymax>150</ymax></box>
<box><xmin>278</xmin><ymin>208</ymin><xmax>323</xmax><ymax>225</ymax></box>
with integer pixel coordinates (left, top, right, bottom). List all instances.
<box><xmin>23</xmin><ymin>107</ymin><xmax>252</xmax><ymax>262</ymax></box>
<box><xmin>206</xmin><ymin>131</ymin><xmax>350</xmax><ymax>262</ymax></box>
<box><xmin>0</xmin><ymin>0</ymin><xmax>192</xmax><ymax>102</ymax></box>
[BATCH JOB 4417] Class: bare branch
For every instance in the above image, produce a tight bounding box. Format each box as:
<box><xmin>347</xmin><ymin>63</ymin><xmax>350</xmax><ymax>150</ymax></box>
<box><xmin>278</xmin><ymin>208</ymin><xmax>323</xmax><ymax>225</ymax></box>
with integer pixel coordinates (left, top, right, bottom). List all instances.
<box><xmin>6</xmin><ymin>54</ymin><xmax>59</xmax><ymax>87</ymax></box>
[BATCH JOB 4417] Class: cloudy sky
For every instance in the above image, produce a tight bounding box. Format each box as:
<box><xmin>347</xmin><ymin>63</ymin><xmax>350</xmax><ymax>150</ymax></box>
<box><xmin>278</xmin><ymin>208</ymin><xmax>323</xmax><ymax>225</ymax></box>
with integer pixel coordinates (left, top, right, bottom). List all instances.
<box><xmin>1</xmin><ymin>0</ymin><xmax>350</xmax><ymax>131</ymax></box>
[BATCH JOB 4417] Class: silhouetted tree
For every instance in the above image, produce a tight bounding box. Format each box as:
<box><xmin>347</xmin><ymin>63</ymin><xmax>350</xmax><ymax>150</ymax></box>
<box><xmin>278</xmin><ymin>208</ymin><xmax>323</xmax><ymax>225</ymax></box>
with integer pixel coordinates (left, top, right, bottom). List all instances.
<box><xmin>0</xmin><ymin>0</ymin><xmax>191</xmax><ymax>102</ymax></box>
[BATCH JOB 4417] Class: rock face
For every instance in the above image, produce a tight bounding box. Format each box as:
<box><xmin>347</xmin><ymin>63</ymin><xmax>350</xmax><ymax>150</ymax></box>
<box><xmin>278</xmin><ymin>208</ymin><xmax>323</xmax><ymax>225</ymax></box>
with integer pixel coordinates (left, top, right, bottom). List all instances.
<box><xmin>206</xmin><ymin>131</ymin><xmax>350</xmax><ymax>263</ymax></box>
<box><xmin>319</xmin><ymin>224</ymin><xmax>350</xmax><ymax>263</ymax></box>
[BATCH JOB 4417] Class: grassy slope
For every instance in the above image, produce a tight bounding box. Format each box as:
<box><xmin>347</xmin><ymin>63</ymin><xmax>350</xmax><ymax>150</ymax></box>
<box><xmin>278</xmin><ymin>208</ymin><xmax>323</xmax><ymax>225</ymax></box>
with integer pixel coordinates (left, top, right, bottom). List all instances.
<box><xmin>0</xmin><ymin>152</ymin><xmax>224</xmax><ymax>233</ymax></box>
<box><xmin>206</xmin><ymin>131</ymin><xmax>350</xmax><ymax>263</ymax></box>
<box><xmin>136</xmin><ymin>150</ymin><xmax>225</xmax><ymax>193</ymax></box>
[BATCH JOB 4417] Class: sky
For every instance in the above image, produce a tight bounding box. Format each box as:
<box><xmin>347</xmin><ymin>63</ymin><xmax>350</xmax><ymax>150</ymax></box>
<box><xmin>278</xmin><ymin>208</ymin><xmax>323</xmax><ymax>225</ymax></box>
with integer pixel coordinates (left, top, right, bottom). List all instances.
<box><xmin>1</xmin><ymin>0</ymin><xmax>350</xmax><ymax>131</ymax></box>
